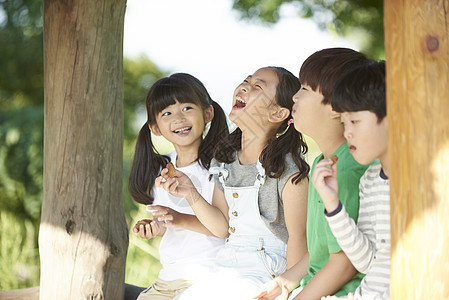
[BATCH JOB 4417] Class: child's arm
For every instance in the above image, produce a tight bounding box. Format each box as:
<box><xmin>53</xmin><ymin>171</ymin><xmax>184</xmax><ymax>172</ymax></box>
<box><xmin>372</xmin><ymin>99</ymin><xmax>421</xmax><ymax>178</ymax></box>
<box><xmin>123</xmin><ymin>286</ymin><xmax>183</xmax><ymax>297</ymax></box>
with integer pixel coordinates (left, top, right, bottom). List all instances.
<box><xmin>292</xmin><ymin>251</ymin><xmax>357</xmax><ymax>300</ymax></box>
<box><xmin>148</xmin><ymin>205</ymin><xmax>216</xmax><ymax>236</ymax></box>
<box><xmin>313</xmin><ymin>159</ymin><xmax>377</xmax><ymax>274</ymax></box>
<box><xmin>282</xmin><ymin>173</ymin><xmax>308</xmax><ymax>268</ymax></box>
<box><xmin>155</xmin><ymin>168</ymin><xmax>230</xmax><ymax>238</ymax></box>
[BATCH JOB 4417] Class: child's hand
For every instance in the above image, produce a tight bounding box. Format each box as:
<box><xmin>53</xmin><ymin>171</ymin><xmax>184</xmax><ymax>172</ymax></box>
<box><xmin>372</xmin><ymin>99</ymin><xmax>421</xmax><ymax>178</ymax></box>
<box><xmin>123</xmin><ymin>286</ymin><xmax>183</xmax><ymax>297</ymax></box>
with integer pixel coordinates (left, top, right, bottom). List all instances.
<box><xmin>147</xmin><ymin>205</ymin><xmax>188</xmax><ymax>228</ymax></box>
<box><xmin>155</xmin><ymin>168</ymin><xmax>200</xmax><ymax>204</ymax></box>
<box><xmin>311</xmin><ymin>157</ymin><xmax>340</xmax><ymax>213</ymax></box>
<box><xmin>253</xmin><ymin>277</ymin><xmax>290</xmax><ymax>300</ymax></box>
<box><xmin>133</xmin><ymin>219</ymin><xmax>165</xmax><ymax>239</ymax></box>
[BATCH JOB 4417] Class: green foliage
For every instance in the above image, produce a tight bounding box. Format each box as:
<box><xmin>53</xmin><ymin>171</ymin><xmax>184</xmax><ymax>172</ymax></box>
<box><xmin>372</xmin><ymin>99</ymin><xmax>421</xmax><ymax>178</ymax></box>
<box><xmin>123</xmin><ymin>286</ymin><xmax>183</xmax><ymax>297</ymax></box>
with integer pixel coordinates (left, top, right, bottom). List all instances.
<box><xmin>0</xmin><ymin>0</ymin><xmax>43</xmax><ymax>106</ymax></box>
<box><xmin>123</xmin><ymin>57</ymin><xmax>167</xmax><ymax>144</ymax></box>
<box><xmin>0</xmin><ymin>105</ymin><xmax>43</xmax><ymax>228</ymax></box>
<box><xmin>0</xmin><ymin>211</ymin><xmax>40</xmax><ymax>290</ymax></box>
<box><xmin>232</xmin><ymin>0</ymin><xmax>385</xmax><ymax>59</ymax></box>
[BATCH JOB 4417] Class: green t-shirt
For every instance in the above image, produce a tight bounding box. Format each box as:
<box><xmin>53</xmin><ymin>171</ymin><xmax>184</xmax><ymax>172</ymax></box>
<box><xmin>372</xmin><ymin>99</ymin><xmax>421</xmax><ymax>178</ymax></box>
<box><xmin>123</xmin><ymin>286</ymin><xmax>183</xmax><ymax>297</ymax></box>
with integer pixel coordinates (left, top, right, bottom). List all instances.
<box><xmin>300</xmin><ymin>142</ymin><xmax>369</xmax><ymax>296</ymax></box>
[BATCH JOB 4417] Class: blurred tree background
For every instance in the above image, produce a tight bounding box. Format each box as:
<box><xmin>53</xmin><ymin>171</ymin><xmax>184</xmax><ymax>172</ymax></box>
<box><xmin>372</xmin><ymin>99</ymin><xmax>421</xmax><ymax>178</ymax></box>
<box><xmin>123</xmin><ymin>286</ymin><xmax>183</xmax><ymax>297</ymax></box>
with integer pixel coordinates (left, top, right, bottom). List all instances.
<box><xmin>0</xmin><ymin>0</ymin><xmax>383</xmax><ymax>291</ymax></box>
<box><xmin>231</xmin><ymin>0</ymin><xmax>384</xmax><ymax>59</ymax></box>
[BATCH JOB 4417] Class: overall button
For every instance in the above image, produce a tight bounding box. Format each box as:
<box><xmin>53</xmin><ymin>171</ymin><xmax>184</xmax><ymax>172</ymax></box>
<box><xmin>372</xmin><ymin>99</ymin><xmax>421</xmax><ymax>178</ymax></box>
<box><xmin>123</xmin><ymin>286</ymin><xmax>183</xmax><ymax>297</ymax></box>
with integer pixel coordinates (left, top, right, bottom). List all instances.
<box><xmin>232</xmin><ymin>192</ymin><xmax>239</xmax><ymax>198</ymax></box>
<box><xmin>230</xmin><ymin>227</ymin><xmax>235</xmax><ymax>233</ymax></box>
<box><xmin>232</xmin><ymin>211</ymin><xmax>238</xmax><ymax>216</ymax></box>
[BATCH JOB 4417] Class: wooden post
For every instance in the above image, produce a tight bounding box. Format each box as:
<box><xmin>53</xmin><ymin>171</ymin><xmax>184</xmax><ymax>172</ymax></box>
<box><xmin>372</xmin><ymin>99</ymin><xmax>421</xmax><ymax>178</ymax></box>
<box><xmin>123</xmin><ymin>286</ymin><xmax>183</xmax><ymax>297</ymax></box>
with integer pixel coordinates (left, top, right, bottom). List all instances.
<box><xmin>384</xmin><ymin>0</ymin><xmax>449</xmax><ymax>298</ymax></box>
<box><xmin>39</xmin><ymin>1</ymin><xmax>128</xmax><ymax>299</ymax></box>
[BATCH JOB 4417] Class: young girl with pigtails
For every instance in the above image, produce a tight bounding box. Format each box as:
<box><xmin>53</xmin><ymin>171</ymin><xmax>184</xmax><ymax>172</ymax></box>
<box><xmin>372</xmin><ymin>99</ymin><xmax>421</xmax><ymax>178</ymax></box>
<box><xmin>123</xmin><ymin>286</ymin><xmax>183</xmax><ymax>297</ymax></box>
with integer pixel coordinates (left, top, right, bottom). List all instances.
<box><xmin>128</xmin><ymin>73</ymin><xmax>229</xmax><ymax>300</ymax></box>
<box><xmin>157</xmin><ymin>67</ymin><xmax>310</xmax><ymax>300</ymax></box>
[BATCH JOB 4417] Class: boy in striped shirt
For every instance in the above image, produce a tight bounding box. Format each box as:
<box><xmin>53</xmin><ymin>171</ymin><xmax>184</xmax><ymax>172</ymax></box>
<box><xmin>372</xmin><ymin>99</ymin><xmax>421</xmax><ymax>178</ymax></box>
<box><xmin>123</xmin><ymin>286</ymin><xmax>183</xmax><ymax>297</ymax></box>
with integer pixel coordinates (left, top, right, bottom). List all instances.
<box><xmin>312</xmin><ymin>61</ymin><xmax>390</xmax><ymax>300</ymax></box>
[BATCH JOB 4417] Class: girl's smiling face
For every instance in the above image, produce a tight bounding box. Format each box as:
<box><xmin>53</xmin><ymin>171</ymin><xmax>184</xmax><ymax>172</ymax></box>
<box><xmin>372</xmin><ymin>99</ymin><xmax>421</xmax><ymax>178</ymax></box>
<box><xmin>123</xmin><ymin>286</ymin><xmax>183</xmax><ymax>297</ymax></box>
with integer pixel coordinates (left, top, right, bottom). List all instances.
<box><xmin>229</xmin><ymin>68</ymin><xmax>279</xmax><ymax>129</ymax></box>
<box><xmin>150</xmin><ymin>100</ymin><xmax>212</xmax><ymax>150</ymax></box>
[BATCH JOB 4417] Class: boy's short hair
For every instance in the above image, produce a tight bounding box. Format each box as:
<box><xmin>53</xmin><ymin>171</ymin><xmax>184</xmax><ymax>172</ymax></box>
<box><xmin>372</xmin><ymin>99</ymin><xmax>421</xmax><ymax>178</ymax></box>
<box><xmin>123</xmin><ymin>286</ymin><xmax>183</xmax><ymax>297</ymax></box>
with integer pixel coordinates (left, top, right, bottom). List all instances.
<box><xmin>330</xmin><ymin>61</ymin><xmax>386</xmax><ymax>122</ymax></box>
<box><xmin>299</xmin><ymin>48</ymin><xmax>369</xmax><ymax>104</ymax></box>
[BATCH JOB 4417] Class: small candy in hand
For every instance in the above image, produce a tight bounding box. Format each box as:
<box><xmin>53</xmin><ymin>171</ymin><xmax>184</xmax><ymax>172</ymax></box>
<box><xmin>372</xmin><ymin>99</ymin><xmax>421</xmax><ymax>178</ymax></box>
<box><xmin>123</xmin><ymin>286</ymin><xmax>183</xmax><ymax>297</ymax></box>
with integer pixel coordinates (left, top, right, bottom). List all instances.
<box><xmin>135</xmin><ymin>219</ymin><xmax>151</xmax><ymax>232</ymax></box>
<box><xmin>330</xmin><ymin>155</ymin><xmax>339</xmax><ymax>165</ymax></box>
<box><xmin>166</xmin><ymin>162</ymin><xmax>176</xmax><ymax>178</ymax></box>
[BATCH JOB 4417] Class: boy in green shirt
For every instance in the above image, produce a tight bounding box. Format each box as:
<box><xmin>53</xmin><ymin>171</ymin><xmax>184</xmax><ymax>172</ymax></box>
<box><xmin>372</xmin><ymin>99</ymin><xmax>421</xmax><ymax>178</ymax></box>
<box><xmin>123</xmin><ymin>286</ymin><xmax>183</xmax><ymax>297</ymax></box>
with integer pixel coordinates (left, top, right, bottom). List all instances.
<box><xmin>255</xmin><ymin>48</ymin><xmax>371</xmax><ymax>300</ymax></box>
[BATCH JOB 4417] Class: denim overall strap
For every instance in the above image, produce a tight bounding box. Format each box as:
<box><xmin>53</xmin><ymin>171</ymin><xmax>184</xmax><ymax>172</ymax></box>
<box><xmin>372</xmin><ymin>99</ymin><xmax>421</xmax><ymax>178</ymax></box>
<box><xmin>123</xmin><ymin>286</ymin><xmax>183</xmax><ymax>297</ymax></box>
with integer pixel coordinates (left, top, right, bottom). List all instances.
<box><xmin>209</xmin><ymin>163</ymin><xmax>228</xmax><ymax>187</ymax></box>
<box><xmin>254</xmin><ymin>160</ymin><xmax>266</xmax><ymax>187</ymax></box>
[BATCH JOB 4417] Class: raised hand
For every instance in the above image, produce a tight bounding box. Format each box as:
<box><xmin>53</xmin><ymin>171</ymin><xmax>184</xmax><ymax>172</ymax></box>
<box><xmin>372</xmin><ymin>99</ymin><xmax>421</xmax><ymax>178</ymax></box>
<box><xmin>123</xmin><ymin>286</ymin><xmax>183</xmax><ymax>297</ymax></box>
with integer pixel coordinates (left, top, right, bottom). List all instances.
<box><xmin>311</xmin><ymin>157</ymin><xmax>340</xmax><ymax>213</ymax></box>
<box><xmin>155</xmin><ymin>167</ymin><xmax>200</xmax><ymax>204</ymax></box>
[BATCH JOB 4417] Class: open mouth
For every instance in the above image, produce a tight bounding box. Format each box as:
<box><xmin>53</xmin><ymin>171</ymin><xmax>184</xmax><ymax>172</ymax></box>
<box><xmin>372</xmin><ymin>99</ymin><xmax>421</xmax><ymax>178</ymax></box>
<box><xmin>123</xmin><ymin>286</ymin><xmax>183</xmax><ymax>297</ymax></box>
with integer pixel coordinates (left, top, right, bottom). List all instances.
<box><xmin>233</xmin><ymin>95</ymin><xmax>246</xmax><ymax>109</ymax></box>
<box><xmin>173</xmin><ymin>126</ymin><xmax>192</xmax><ymax>134</ymax></box>
<box><xmin>349</xmin><ymin>145</ymin><xmax>357</xmax><ymax>153</ymax></box>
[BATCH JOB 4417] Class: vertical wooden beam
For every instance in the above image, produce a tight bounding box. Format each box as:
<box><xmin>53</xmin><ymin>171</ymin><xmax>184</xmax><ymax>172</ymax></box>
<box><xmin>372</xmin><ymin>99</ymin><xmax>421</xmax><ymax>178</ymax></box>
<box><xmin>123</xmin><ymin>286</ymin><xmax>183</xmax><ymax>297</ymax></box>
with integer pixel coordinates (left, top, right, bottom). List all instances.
<box><xmin>384</xmin><ymin>0</ymin><xmax>449</xmax><ymax>298</ymax></box>
<box><xmin>40</xmin><ymin>1</ymin><xmax>128</xmax><ymax>299</ymax></box>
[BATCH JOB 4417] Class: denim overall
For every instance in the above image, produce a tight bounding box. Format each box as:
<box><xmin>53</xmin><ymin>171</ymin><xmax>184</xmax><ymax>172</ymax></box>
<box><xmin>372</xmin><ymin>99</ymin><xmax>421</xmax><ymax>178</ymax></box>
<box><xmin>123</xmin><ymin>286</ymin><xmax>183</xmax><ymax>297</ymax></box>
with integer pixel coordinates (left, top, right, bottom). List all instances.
<box><xmin>212</xmin><ymin>161</ymin><xmax>287</xmax><ymax>283</ymax></box>
<box><xmin>174</xmin><ymin>161</ymin><xmax>287</xmax><ymax>300</ymax></box>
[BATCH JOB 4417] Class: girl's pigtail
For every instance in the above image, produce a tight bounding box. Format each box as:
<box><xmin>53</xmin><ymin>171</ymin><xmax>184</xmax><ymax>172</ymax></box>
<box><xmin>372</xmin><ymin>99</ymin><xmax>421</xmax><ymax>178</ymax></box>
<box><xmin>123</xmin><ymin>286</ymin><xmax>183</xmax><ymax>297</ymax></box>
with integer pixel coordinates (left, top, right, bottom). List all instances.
<box><xmin>128</xmin><ymin>124</ymin><xmax>169</xmax><ymax>205</ymax></box>
<box><xmin>198</xmin><ymin>100</ymin><xmax>229</xmax><ymax>169</ymax></box>
<box><xmin>260</xmin><ymin>122</ymin><xmax>310</xmax><ymax>184</ymax></box>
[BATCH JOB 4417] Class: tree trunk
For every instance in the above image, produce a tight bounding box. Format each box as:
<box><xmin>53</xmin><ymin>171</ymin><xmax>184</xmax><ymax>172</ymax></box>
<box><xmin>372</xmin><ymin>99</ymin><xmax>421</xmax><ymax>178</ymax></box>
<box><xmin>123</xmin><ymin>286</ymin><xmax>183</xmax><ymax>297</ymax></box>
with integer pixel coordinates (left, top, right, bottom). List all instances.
<box><xmin>384</xmin><ymin>0</ymin><xmax>449</xmax><ymax>299</ymax></box>
<box><xmin>39</xmin><ymin>1</ymin><xmax>128</xmax><ymax>299</ymax></box>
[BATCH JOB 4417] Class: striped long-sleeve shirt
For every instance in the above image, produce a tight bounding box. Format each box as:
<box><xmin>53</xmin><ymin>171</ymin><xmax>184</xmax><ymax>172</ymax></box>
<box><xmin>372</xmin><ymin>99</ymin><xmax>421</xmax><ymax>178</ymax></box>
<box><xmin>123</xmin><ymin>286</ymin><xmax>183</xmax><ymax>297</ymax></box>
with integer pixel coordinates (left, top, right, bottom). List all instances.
<box><xmin>325</xmin><ymin>162</ymin><xmax>390</xmax><ymax>300</ymax></box>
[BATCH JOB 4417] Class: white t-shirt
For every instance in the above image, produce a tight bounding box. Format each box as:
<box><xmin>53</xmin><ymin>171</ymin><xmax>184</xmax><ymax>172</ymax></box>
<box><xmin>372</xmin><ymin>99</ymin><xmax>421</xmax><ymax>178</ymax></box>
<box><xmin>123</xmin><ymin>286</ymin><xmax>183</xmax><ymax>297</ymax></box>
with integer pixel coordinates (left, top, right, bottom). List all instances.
<box><xmin>152</xmin><ymin>151</ymin><xmax>225</xmax><ymax>281</ymax></box>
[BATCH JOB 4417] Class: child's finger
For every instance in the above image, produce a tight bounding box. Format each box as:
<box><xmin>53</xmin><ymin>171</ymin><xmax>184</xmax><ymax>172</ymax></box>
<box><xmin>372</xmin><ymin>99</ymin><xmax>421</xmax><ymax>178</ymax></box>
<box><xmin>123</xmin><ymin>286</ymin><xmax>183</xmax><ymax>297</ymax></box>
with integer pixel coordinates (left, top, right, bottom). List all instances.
<box><xmin>330</xmin><ymin>161</ymin><xmax>338</xmax><ymax>172</ymax></box>
<box><xmin>315</xmin><ymin>158</ymin><xmax>332</xmax><ymax>168</ymax></box>
<box><xmin>157</xmin><ymin>214</ymin><xmax>169</xmax><ymax>224</ymax></box>
<box><xmin>145</xmin><ymin>222</ymin><xmax>158</xmax><ymax>239</ymax></box>
<box><xmin>167</xmin><ymin>178</ymin><xmax>179</xmax><ymax>194</ymax></box>
<box><xmin>149</xmin><ymin>221</ymin><xmax>159</xmax><ymax>235</ymax></box>
<box><xmin>312</xmin><ymin>166</ymin><xmax>333</xmax><ymax>183</ymax></box>
<box><xmin>151</xmin><ymin>207</ymin><xmax>168</xmax><ymax>218</ymax></box>
<box><xmin>154</xmin><ymin>176</ymin><xmax>164</xmax><ymax>188</ymax></box>
<box><xmin>138</xmin><ymin>224</ymin><xmax>147</xmax><ymax>239</ymax></box>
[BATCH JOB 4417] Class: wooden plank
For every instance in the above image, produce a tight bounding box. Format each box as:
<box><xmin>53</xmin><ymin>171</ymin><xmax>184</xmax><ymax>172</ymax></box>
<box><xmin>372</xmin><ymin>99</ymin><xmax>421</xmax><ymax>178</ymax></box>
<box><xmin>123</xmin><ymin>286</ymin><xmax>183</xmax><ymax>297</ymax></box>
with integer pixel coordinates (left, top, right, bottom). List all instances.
<box><xmin>384</xmin><ymin>0</ymin><xmax>449</xmax><ymax>298</ymax></box>
<box><xmin>0</xmin><ymin>287</ymin><xmax>39</xmax><ymax>300</ymax></box>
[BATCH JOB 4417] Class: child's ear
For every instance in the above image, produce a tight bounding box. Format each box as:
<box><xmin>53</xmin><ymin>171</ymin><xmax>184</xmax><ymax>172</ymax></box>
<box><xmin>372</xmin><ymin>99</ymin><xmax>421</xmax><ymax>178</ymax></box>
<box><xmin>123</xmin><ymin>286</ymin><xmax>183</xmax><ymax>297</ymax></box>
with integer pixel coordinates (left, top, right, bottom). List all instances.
<box><xmin>330</xmin><ymin>107</ymin><xmax>341</xmax><ymax>119</ymax></box>
<box><xmin>204</xmin><ymin>105</ymin><xmax>214</xmax><ymax>123</ymax></box>
<box><xmin>148</xmin><ymin>123</ymin><xmax>162</xmax><ymax>136</ymax></box>
<box><xmin>268</xmin><ymin>106</ymin><xmax>290</xmax><ymax>123</ymax></box>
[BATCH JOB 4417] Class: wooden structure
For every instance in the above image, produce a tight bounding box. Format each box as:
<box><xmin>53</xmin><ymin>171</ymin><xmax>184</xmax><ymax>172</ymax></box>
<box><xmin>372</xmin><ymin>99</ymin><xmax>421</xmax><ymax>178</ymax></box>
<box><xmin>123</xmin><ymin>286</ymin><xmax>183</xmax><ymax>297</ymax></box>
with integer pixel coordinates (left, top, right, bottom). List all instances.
<box><xmin>384</xmin><ymin>0</ymin><xmax>449</xmax><ymax>299</ymax></box>
<box><xmin>0</xmin><ymin>287</ymin><xmax>39</xmax><ymax>300</ymax></box>
<box><xmin>38</xmin><ymin>1</ymin><xmax>128</xmax><ymax>299</ymax></box>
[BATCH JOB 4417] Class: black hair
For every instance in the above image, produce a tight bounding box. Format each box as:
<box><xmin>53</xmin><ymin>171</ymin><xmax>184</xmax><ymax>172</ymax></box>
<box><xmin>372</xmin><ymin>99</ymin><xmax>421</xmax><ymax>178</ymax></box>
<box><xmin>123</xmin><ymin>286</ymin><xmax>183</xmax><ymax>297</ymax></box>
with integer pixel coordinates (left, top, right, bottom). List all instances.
<box><xmin>214</xmin><ymin>67</ymin><xmax>309</xmax><ymax>184</ymax></box>
<box><xmin>128</xmin><ymin>73</ymin><xmax>229</xmax><ymax>205</ymax></box>
<box><xmin>299</xmin><ymin>48</ymin><xmax>370</xmax><ymax>104</ymax></box>
<box><xmin>331</xmin><ymin>60</ymin><xmax>386</xmax><ymax>122</ymax></box>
